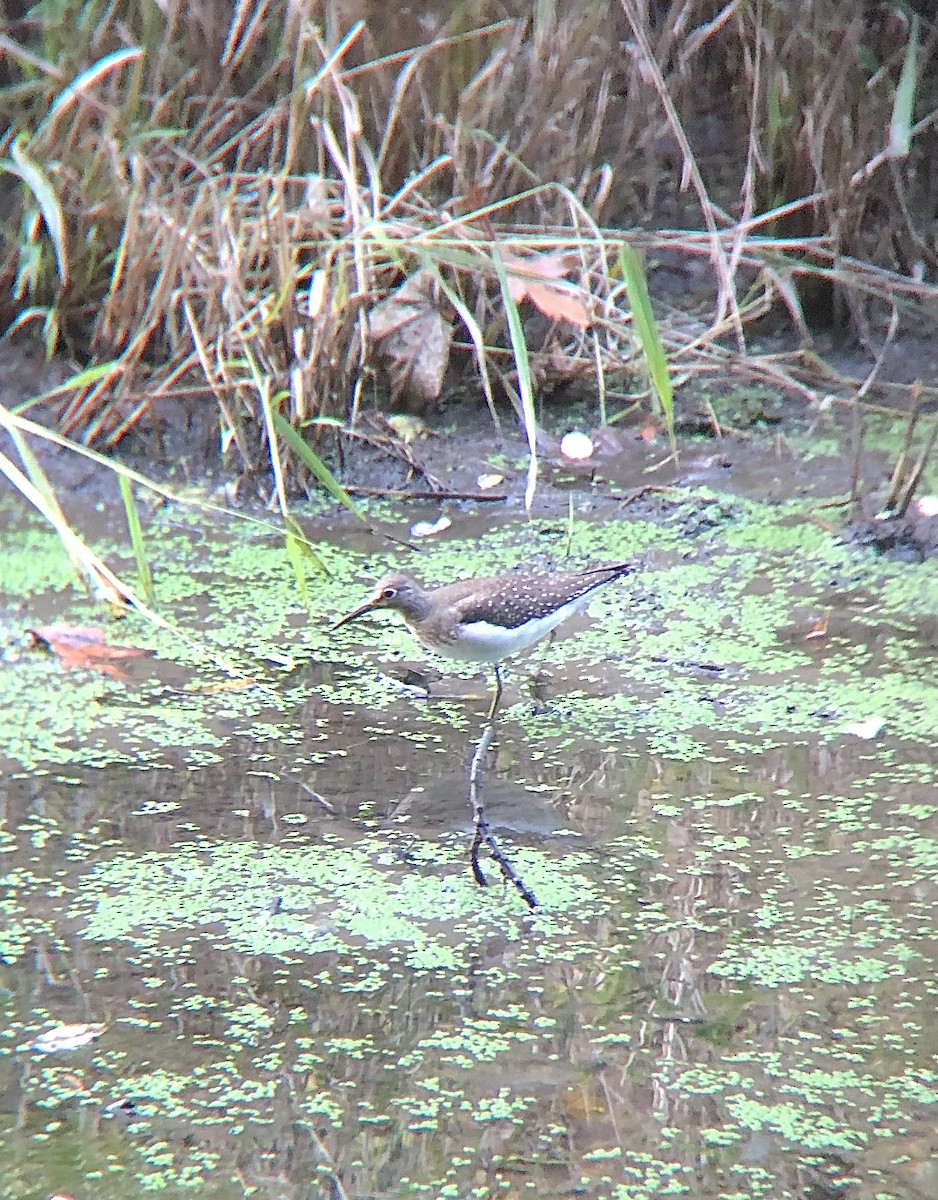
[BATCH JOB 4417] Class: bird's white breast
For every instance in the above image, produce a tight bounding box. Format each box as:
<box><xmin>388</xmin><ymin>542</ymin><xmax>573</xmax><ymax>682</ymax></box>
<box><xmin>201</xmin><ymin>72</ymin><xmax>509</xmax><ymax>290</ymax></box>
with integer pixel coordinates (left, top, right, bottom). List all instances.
<box><xmin>442</xmin><ymin>593</ymin><xmax>592</xmax><ymax>663</ymax></box>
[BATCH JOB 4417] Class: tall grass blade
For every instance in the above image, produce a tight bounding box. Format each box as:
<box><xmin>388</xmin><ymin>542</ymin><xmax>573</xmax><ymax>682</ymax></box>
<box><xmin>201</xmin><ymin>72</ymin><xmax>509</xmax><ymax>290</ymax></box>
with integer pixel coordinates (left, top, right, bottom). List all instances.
<box><xmin>0</xmin><ymin>442</ymin><xmax>136</xmax><ymax>608</ymax></box>
<box><xmin>423</xmin><ymin>261</ymin><xmax>501</xmax><ymax>431</ymax></box>
<box><xmin>242</xmin><ymin>348</ymin><xmax>329</xmax><ymax>582</ymax></box>
<box><xmin>889</xmin><ymin>14</ymin><xmax>920</xmax><ymax>158</ymax></box>
<box><xmin>4</xmin><ymin>402</ymin><xmax>337</xmax><ymax>558</ymax></box>
<box><xmin>283</xmin><ymin>514</ymin><xmax>313</xmax><ymax>603</ymax></box>
<box><xmin>118</xmin><ymin>474</ymin><xmax>156</xmax><ymax>606</ymax></box>
<box><xmin>5</xmin><ymin>135</ymin><xmax>69</xmax><ymax>287</ymax></box>
<box><xmin>618</xmin><ymin>244</ymin><xmax>675</xmax><ymax>454</ymax></box>
<box><xmin>259</xmin><ymin>379</ymin><xmax>290</xmax><ymax>518</ymax></box>
<box><xmin>42</xmin><ymin>48</ymin><xmax>143</xmax><ymax>135</ymax></box>
<box><xmin>12</xmin><ymin>362</ymin><xmax>120</xmax><ymax>412</ymax></box>
<box><xmin>2</xmin><ymin>413</ymin><xmax>67</xmax><ymax>528</ymax></box>
<box><xmin>239</xmin><ymin>346</ymin><xmax>292</xmax><ymax>522</ymax></box>
<box><xmin>492</xmin><ymin>250</ymin><xmax>538</xmax><ymax>513</ymax></box>
<box><xmin>269</xmin><ymin>410</ymin><xmax>364</xmax><ymax>524</ymax></box>
<box><xmin>0</xmin><ymin>443</ymin><xmax>274</xmax><ymax>689</ymax></box>
<box><xmin>257</xmin><ymin>390</ymin><xmax>328</xmax><ymax>584</ymax></box>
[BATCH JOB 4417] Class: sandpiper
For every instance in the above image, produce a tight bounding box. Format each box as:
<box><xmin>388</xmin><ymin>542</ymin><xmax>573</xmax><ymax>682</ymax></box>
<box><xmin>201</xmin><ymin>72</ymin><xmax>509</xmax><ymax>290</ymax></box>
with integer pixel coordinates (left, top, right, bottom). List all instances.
<box><xmin>335</xmin><ymin>561</ymin><xmax>633</xmax><ymax>716</ymax></box>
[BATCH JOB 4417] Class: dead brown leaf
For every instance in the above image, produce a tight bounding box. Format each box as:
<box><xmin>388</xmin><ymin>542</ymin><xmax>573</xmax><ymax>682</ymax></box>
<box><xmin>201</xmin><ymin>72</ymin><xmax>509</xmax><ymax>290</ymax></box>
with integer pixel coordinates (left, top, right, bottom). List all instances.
<box><xmin>199</xmin><ymin>677</ymin><xmax>256</xmax><ymax>693</ymax></box>
<box><xmin>367</xmin><ymin>270</ymin><xmax>453</xmax><ymax>408</ymax></box>
<box><xmin>30</xmin><ymin>625</ymin><xmax>152</xmax><ymax>681</ymax></box>
<box><xmin>502</xmin><ymin>250</ymin><xmax>592</xmax><ymax>329</ymax></box>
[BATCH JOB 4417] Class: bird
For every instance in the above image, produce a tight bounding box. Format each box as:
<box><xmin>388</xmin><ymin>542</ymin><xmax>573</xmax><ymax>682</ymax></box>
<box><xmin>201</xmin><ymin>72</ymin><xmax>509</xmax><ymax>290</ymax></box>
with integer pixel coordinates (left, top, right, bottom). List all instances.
<box><xmin>335</xmin><ymin>561</ymin><xmax>633</xmax><ymax>718</ymax></box>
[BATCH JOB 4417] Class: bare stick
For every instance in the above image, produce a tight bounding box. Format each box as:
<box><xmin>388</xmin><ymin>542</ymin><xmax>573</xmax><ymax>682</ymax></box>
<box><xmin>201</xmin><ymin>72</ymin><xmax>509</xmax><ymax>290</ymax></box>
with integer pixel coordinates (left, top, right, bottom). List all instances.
<box><xmin>894</xmin><ymin>415</ymin><xmax>938</xmax><ymax>519</ymax></box>
<box><xmin>468</xmin><ymin>719</ymin><xmax>538</xmax><ymax>910</ymax></box>
<box><xmin>344</xmin><ymin>486</ymin><xmax>508</xmax><ymax>503</ymax></box>
<box><xmin>851</xmin><ymin>307</ymin><xmax>899</xmax><ymax>510</ymax></box>
<box><xmin>468</xmin><ymin>721</ymin><xmax>495</xmax><ymax>887</ymax></box>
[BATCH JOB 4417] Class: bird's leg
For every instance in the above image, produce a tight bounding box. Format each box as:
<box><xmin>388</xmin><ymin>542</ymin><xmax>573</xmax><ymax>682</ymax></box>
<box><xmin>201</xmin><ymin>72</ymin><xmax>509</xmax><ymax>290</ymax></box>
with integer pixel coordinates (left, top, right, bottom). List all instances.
<box><xmin>486</xmin><ymin>662</ymin><xmax>504</xmax><ymax>722</ymax></box>
<box><xmin>467</xmin><ymin>717</ymin><xmax>538</xmax><ymax>909</ymax></box>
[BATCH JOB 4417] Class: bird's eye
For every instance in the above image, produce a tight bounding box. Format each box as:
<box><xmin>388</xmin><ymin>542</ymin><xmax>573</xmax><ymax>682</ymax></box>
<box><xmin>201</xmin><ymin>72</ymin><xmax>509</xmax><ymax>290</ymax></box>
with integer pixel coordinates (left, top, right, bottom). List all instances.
<box><xmin>381</xmin><ymin>587</ymin><xmax>397</xmax><ymax>600</ymax></box>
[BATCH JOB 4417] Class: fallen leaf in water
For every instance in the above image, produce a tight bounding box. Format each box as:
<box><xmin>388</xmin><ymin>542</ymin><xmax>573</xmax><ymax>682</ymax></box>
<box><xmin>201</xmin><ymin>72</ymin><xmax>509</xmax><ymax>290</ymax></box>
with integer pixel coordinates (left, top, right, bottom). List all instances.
<box><xmin>59</xmin><ymin>1072</ymin><xmax>88</xmax><ymax>1092</ymax></box>
<box><xmin>843</xmin><ymin>717</ymin><xmax>886</xmax><ymax>739</ymax></box>
<box><xmin>385</xmin><ymin>413</ymin><xmax>429</xmax><ymax>443</ymax></box>
<box><xmin>477</xmin><ymin>473</ymin><xmax>504</xmax><ymax>490</ymax></box>
<box><xmin>804</xmin><ymin>618</ymin><xmax>829</xmax><ymax>640</ymax></box>
<box><xmin>30</xmin><ymin>625</ymin><xmax>152</xmax><ymax>681</ymax></box>
<box><xmin>33</xmin><ymin>1023</ymin><xmax>107</xmax><ymax>1054</ymax></box>
<box><xmin>410</xmin><ymin>515</ymin><xmax>452</xmax><ymax>539</ymax></box>
<box><xmin>200</xmin><ymin>676</ymin><xmax>258</xmax><ymax>691</ymax></box>
<box><xmin>368</xmin><ymin>271</ymin><xmax>453</xmax><ymax>407</ymax></box>
<box><xmin>501</xmin><ymin>250</ymin><xmax>591</xmax><ymax>328</ymax></box>
<box><xmin>561</xmin><ymin>1082</ymin><xmax>607</xmax><ymax>1120</ymax></box>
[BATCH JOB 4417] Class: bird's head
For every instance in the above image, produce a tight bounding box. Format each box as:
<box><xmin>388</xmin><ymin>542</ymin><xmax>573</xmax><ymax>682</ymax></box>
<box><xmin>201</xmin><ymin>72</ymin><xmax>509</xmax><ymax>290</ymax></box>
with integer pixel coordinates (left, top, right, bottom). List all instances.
<box><xmin>334</xmin><ymin>573</ymin><xmax>428</xmax><ymax>627</ymax></box>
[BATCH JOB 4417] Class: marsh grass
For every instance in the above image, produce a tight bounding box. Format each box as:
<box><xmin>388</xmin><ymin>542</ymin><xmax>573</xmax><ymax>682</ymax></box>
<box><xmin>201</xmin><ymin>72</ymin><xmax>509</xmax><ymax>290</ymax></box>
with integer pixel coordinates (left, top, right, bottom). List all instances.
<box><xmin>1</xmin><ymin>0</ymin><xmax>936</xmax><ymax>496</ymax></box>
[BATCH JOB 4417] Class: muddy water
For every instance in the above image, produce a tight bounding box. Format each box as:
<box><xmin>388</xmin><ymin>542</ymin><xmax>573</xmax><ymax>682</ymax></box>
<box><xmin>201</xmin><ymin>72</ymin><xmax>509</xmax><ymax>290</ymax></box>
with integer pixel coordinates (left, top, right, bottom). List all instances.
<box><xmin>2</xmin><ymin>416</ymin><xmax>938</xmax><ymax>1199</ymax></box>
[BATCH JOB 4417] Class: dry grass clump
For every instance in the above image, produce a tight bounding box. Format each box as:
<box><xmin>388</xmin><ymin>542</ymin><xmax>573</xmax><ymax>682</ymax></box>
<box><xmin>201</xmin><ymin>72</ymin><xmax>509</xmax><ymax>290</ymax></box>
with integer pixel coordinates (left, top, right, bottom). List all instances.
<box><xmin>1</xmin><ymin>0</ymin><xmax>937</xmax><ymax>488</ymax></box>
<box><xmin>706</xmin><ymin>1</ymin><xmax>938</xmax><ymax>337</ymax></box>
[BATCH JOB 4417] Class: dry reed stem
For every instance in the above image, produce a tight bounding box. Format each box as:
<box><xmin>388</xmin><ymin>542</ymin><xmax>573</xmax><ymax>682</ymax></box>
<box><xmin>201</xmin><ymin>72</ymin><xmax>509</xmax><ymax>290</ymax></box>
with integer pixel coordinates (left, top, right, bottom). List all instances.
<box><xmin>1</xmin><ymin>0</ymin><xmax>936</xmax><ymax>485</ymax></box>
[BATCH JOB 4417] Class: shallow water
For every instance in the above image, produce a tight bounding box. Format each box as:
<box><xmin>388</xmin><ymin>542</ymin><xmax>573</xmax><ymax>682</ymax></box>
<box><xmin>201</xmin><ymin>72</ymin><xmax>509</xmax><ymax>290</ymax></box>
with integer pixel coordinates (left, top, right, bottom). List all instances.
<box><xmin>2</xmin><ymin>434</ymin><xmax>937</xmax><ymax>1199</ymax></box>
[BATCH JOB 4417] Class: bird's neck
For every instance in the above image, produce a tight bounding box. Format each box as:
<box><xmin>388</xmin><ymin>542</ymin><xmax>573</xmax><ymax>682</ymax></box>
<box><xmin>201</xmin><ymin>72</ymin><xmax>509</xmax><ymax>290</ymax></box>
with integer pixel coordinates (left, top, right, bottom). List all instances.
<box><xmin>393</xmin><ymin>588</ymin><xmax>433</xmax><ymax>624</ymax></box>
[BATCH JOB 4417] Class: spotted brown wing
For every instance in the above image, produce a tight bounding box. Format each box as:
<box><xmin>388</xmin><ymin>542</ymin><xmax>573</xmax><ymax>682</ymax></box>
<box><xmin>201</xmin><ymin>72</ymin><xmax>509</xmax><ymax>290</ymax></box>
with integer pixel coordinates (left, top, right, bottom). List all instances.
<box><xmin>452</xmin><ymin>564</ymin><xmax>632</xmax><ymax>630</ymax></box>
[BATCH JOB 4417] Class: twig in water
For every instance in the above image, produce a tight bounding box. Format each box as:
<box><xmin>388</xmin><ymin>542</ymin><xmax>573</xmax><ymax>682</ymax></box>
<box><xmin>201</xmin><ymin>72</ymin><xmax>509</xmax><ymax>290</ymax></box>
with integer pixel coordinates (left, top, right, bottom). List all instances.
<box><xmin>880</xmin><ymin>383</ymin><xmax>938</xmax><ymax>518</ymax></box>
<box><xmin>614</xmin><ymin>484</ymin><xmax>679</xmax><ymax>506</ymax></box>
<box><xmin>891</xmin><ymin>413</ymin><xmax>938</xmax><ymax>519</ymax></box>
<box><xmin>467</xmin><ymin>720</ymin><xmax>538</xmax><ymax>910</ymax></box>
<box><xmin>343</xmin><ymin>486</ymin><xmax>508</xmax><ymax>503</ymax></box>
<box><xmin>300</xmin><ymin>784</ymin><xmax>336</xmax><ymax>814</ymax></box>
<box><xmin>851</xmin><ymin>306</ymin><xmax>899</xmax><ymax>509</ymax></box>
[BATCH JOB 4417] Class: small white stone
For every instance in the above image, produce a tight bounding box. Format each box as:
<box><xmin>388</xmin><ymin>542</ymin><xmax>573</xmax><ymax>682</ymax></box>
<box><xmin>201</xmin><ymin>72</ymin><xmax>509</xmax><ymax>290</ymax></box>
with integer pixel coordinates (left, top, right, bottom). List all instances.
<box><xmin>560</xmin><ymin>431</ymin><xmax>594</xmax><ymax>460</ymax></box>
